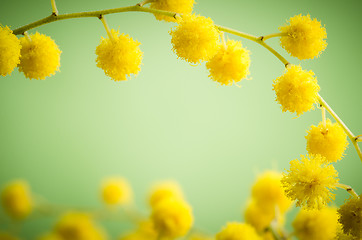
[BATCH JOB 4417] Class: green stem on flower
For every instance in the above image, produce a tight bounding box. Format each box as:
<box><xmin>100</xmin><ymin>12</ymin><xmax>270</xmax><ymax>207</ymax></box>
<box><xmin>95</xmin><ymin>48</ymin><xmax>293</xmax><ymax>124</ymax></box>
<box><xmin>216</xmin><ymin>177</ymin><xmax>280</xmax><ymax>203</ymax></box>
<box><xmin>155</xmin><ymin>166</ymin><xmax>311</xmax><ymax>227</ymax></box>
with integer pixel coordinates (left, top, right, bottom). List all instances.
<box><xmin>321</xmin><ymin>106</ymin><xmax>326</xmax><ymax>129</ymax></box>
<box><xmin>355</xmin><ymin>135</ymin><xmax>362</xmax><ymax>142</ymax></box>
<box><xmin>99</xmin><ymin>15</ymin><xmax>113</xmax><ymax>40</ymax></box>
<box><xmin>317</xmin><ymin>94</ymin><xmax>362</xmax><ymax>163</ymax></box>
<box><xmin>137</xmin><ymin>0</ymin><xmax>155</xmax><ymax>7</ymax></box>
<box><xmin>23</xmin><ymin>31</ymin><xmax>31</xmax><ymax>42</ymax></box>
<box><xmin>260</xmin><ymin>32</ymin><xmax>287</xmax><ymax>41</ymax></box>
<box><xmin>220</xmin><ymin>31</ymin><xmax>227</xmax><ymax>49</ymax></box>
<box><xmin>51</xmin><ymin>0</ymin><xmax>59</xmax><ymax>16</ymax></box>
<box><xmin>336</xmin><ymin>183</ymin><xmax>359</xmax><ymax>198</ymax></box>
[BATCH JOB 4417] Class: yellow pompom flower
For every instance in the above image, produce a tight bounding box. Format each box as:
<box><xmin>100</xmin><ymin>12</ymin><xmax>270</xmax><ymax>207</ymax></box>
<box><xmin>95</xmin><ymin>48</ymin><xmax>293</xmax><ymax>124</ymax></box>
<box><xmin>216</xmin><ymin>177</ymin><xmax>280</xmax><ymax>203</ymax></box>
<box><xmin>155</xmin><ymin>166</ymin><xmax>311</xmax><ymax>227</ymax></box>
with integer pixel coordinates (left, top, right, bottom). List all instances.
<box><xmin>338</xmin><ymin>195</ymin><xmax>362</xmax><ymax>239</ymax></box>
<box><xmin>306</xmin><ymin>119</ymin><xmax>348</xmax><ymax>162</ymax></box>
<box><xmin>95</xmin><ymin>30</ymin><xmax>143</xmax><ymax>81</ymax></box>
<box><xmin>0</xmin><ymin>26</ymin><xmax>21</xmax><ymax>76</ymax></box>
<box><xmin>281</xmin><ymin>154</ymin><xmax>339</xmax><ymax>209</ymax></box>
<box><xmin>101</xmin><ymin>177</ymin><xmax>132</xmax><ymax>206</ymax></box>
<box><xmin>18</xmin><ymin>32</ymin><xmax>61</xmax><ymax>80</ymax></box>
<box><xmin>1</xmin><ymin>180</ymin><xmax>33</xmax><ymax>220</ymax></box>
<box><xmin>251</xmin><ymin>171</ymin><xmax>292</xmax><ymax>214</ymax></box>
<box><xmin>206</xmin><ymin>39</ymin><xmax>250</xmax><ymax>86</ymax></box>
<box><xmin>293</xmin><ymin>207</ymin><xmax>339</xmax><ymax>240</ymax></box>
<box><xmin>54</xmin><ymin>212</ymin><xmax>106</xmax><ymax>240</ymax></box>
<box><xmin>279</xmin><ymin>14</ymin><xmax>327</xmax><ymax>60</ymax></box>
<box><xmin>150</xmin><ymin>0</ymin><xmax>195</xmax><ymax>22</ymax></box>
<box><xmin>244</xmin><ymin>200</ymin><xmax>275</xmax><ymax>232</ymax></box>
<box><xmin>170</xmin><ymin>14</ymin><xmax>219</xmax><ymax>64</ymax></box>
<box><xmin>272</xmin><ymin>65</ymin><xmax>320</xmax><ymax>116</ymax></box>
<box><xmin>216</xmin><ymin>222</ymin><xmax>262</xmax><ymax>240</ymax></box>
<box><xmin>0</xmin><ymin>232</ymin><xmax>19</xmax><ymax>240</ymax></box>
<box><xmin>148</xmin><ymin>181</ymin><xmax>184</xmax><ymax>208</ymax></box>
<box><xmin>151</xmin><ymin>198</ymin><xmax>193</xmax><ymax>239</ymax></box>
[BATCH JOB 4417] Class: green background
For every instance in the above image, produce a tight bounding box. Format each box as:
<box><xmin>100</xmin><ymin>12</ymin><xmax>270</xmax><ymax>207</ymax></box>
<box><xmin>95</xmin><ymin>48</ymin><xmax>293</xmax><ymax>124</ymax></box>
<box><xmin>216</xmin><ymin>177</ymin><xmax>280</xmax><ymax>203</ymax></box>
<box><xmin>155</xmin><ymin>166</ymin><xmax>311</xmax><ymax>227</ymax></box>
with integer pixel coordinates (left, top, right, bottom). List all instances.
<box><xmin>1</xmin><ymin>0</ymin><xmax>361</xmax><ymax>238</ymax></box>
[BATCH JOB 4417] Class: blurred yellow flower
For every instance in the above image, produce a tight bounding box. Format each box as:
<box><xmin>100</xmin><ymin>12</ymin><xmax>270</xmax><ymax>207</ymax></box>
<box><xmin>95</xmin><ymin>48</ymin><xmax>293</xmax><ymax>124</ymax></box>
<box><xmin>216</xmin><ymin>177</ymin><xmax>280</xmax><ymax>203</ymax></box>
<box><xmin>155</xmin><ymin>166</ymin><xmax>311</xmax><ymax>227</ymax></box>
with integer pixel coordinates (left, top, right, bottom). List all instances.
<box><xmin>150</xmin><ymin>0</ymin><xmax>195</xmax><ymax>22</ymax></box>
<box><xmin>37</xmin><ymin>233</ymin><xmax>63</xmax><ymax>240</ymax></box>
<box><xmin>306</xmin><ymin>119</ymin><xmax>348</xmax><ymax>162</ymax></box>
<box><xmin>272</xmin><ymin>65</ymin><xmax>320</xmax><ymax>116</ymax></box>
<box><xmin>216</xmin><ymin>222</ymin><xmax>261</xmax><ymax>240</ymax></box>
<box><xmin>293</xmin><ymin>207</ymin><xmax>339</xmax><ymax>240</ymax></box>
<box><xmin>148</xmin><ymin>181</ymin><xmax>184</xmax><ymax>208</ymax></box>
<box><xmin>18</xmin><ymin>32</ymin><xmax>61</xmax><ymax>80</ymax></box>
<box><xmin>338</xmin><ymin>195</ymin><xmax>362</xmax><ymax>239</ymax></box>
<box><xmin>206</xmin><ymin>39</ymin><xmax>250</xmax><ymax>86</ymax></box>
<box><xmin>1</xmin><ymin>180</ymin><xmax>33</xmax><ymax>220</ymax></box>
<box><xmin>95</xmin><ymin>30</ymin><xmax>143</xmax><ymax>81</ymax></box>
<box><xmin>0</xmin><ymin>26</ymin><xmax>21</xmax><ymax>76</ymax></box>
<box><xmin>281</xmin><ymin>154</ymin><xmax>338</xmax><ymax>209</ymax></box>
<box><xmin>170</xmin><ymin>14</ymin><xmax>219</xmax><ymax>64</ymax></box>
<box><xmin>279</xmin><ymin>14</ymin><xmax>327</xmax><ymax>60</ymax></box>
<box><xmin>244</xmin><ymin>200</ymin><xmax>276</xmax><ymax>232</ymax></box>
<box><xmin>101</xmin><ymin>177</ymin><xmax>132</xmax><ymax>206</ymax></box>
<box><xmin>151</xmin><ymin>198</ymin><xmax>193</xmax><ymax>239</ymax></box>
<box><xmin>119</xmin><ymin>220</ymin><xmax>157</xmax><ymax>240</ymax></box>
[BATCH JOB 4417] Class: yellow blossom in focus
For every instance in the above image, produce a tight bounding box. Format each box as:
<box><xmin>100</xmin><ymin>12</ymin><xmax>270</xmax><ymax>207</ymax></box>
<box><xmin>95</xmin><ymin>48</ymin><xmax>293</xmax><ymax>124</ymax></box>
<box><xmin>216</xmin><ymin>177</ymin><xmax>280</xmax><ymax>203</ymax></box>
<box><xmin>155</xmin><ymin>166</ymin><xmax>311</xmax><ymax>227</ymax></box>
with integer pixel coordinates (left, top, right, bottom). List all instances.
<box><xmin>170</xmin><ymin>14</ymin><xmax>219</xmax><ymax>64</ymax></box>
<box><xmin>279</xmin><ymin>14</ymin><xmax>327</xmax><ymax>60</ymax></box>
<box><xmin>206</xmin><ymin>39</ymin><xmax>250</xmax><ymax>86</ymax></box>
<box><xmin>216</xmin><ymin>222</ymin><xmax>262</xmax><ymax>240</ymax></box>
<box><xmin>244</xmin><ymin>200</ymin><xmax>276</xmax><ymax>232</ymax></box>
<box><xmin>101</xmin><ymin>177</ymin><xmax>132</xmax><ymax>206</ymax></box>
<box><xmin>150</xmin><ymin>0</ymin><xmax>195</xmax><ymax>22</ymax></box>
<box><xmin>272</xmin><ymin>65</ymin><xmax>320</xmax><ymax>116</ymax></box>
<box><xmin>0</xmin><ymin>26</ymin><xmax>21</xmax><ymax>76</ymax></box>
<box><xmin>18</xmin><ymin>32</ymin><xmax>61</xmax><ymax>80</ymax></box>
<box><xmin>281</xmin><ymin>154</ymin><xmax>338</xmax><ymax>209</ymax></box>
<box><xmin>54</xmin><ymin>212</ymin><xmax>106</xmax><ymax>240</ymax></box>
<box><xmin>0</xmin><ymin>232</ymin><xmax>19</xmax><ymax>240</ymax></box>
<box><xmin>338</xmin><ymin>195</ymin><xmax>362</xmax><ymax>239</ymax></box>
<box><xmin>96</xmin><ymin>30</ymin><xmax>143</xmax><ymax>81</ymax></box>
<box><xmin>293</xmin><ymin>207</ymin><xmax>339</xmax><ymax>240</ymax></box>
<box><xmin>306</xmin><ymin>119</ymin><xmax>348</xmax><ymax>162</ymax></box>
<box><xmin>151</xmin><ymin>198</ymin><xmax>193</xmax><ymax>239</ymax></box>
<box><xmin>149</xmin><ymin>181</ymin><xmax>184</xmax><ymax>208</ymax></box>
<box><xmin>1</xmin><ymin>180</ymin><xmax>33</xmax><ymax>220</ymax></box>
<box><xmin>251</xmin><ymin>171</ymin><xmax>292</xmax><ymax>214</ymax></box>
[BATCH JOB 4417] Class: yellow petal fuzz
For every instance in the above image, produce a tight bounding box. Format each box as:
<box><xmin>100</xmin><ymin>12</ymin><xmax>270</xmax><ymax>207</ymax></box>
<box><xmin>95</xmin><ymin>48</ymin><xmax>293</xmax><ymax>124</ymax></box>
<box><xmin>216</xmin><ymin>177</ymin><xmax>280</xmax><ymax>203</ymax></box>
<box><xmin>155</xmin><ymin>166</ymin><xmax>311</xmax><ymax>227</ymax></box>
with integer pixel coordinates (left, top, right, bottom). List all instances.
<box><xmin>293</xmin><ymin>207</ymin><xmax>339</xmax><ymax>240</ymax></box>
<box><xmin>101</xmin><ymin>177</ymin><xmax>132</xmax><ymax>206</ymax></box>
<box><xmin>18</xmin><ymin>32</ymin><xmax>61</xmax><ymax>80</ymax></box>
<box><xmin>0</xmin><ymin>26</ymin><xmax>21</xmax><ymax>76</ymax></box>
<box><xmin>170</xmin><ymin>14</ymin><xmax>219</xmax><ymax>64</ymax></box>
<box><xmin>216</xmin><ymin>222</ymin><xmax>262</xmax><ymax>240</ymax></box>
<box><xmin>148</xmin><ymin>181</ymin><xmax>184</xmax><ymax>209</ymax></box>
<box><xmin>95</xmin><ymin>30</ymin><xmax>143</xmax><ymax>81</ymax></box>
<box><xmin>1</xmin><ymin>180</ymin><xmax>33</xmax><ymax>220</ymax></box>
<box><xmin>281</xmin><ymin>154</ymin><xmax>339</xmax><ymax>209</ymax></box>
<box><xmin>150</xmin><ymin>0</ymin><xmax>195</xmax><ymax>22</ymax></box>
<box><xmin>151</xmin><ymin>198</ymin><xmax>193</xmax><ymax>239</ymax></box>
<box><xmin>272</xmin><ymin>65</ymin><xmax>320</xmax><ymax>116</ymax></box>
<box><xmin>338</xmin><ymin>195</ymin><xmax>362</xmax><ymax>239</ymax></box>
<box><xmin>206</xmin><ymin>39</ymin><xmax>250</xmax><ymax>86</ymax></box>
<box><xmin>306</xmin><ymin>119</ymin><xmax>349</xmax><ymax>162</ymax></box>
<box><xmin>54</xmin><ymin>212</ymin><xmax>106</xmax><ymax>240</ymax></box>
<box><xmin>279</xmin><ymin>14</ymin><xmax>327</xmax><ymax>60</ymax></box>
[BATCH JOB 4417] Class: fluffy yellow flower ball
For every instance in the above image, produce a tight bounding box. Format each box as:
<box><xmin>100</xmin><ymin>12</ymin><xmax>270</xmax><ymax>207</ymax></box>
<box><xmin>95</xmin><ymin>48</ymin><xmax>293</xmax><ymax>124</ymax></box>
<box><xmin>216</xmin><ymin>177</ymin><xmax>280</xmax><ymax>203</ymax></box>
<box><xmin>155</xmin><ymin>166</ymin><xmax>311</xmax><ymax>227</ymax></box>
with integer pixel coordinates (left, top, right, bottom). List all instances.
<box><xmin>293</xmin><ymin>207</ymin><xmax>339</xmax><ymax>240</ymax></box>
<box><xmin>251</xmin><ymin>171</ymin><xmax>292</xmax><ymax>214</ymax></box>
<box><xmin>206</xmin><ymin>39</ymin><xmax>250</xmax><ymax>86</ymax></box>
<box><xmin>150</xmin><ymin>0</ymin><xmax>195</xmax><ymax>22</ymax></box>
<box><xmin>151</xmin><ymin>198</ymin><xmax>193</xmax><ymax>239</ymax></box>
<box><xmin>306</xmin><ymin>119</ymin><xmax>348</xmax><ymax>162</ymax></box>
<box><xmin>1</xmin><ymin>180</ymin><xmax>33</xmax><ymax>220</ymax></box>
<box><xmin>95</xmin><ymin>30</ymin><xmax>143</xmax><ymax>81</ymax></box>
<box><xmin>272</xmin><ymin>65</ymin><xmax>320</xmax><ymax>116</ymax></box>
<box><xmin>101</xmin><ymin>177</ymin><xmax>132</xmax><ymax>206</ymax></box>
<box><xmin>0</xmin><ymin>232</ymin><xmax>19</xmax><ymax>240</ymax></box>
<box><xmin>338</xmin><ymin>195</ymin><xmax>362</xmax><ymax>239</ymax></box>
<box><xmin>18</xmin><ymin>32</ymin><xmax>61</xmax><ymax>80</ymax></box>
<box><xmin>0</xmin><ymin>26</ymin><xmax>21</xmax><ymax>76</ymax></box>
<box><xmin>148</xmin><ymin>181</ymin><xmax>184</xmax><ymax>208</ymax></box>
<box><xmin>216</xmin><ymin>222</ymin><xmax>262</xmax><ymax>240</ymax></box>
<box><xmin>281</xmin><ymin>154</ymin><xmax>338</xmax><ymax>209</ymax></box>
<box><xmin>279</xmin><ymin>14</ymin><xmax>327</xmax><ymax>60</ymax></box>
<box><xmin>244</xmin><ymin>200</ymin><xmax>275</xmax><ymax>232</ymax></box>
<box><xmin>54</xmin><ymin>212</ymin><xmax>106</xmax><ymax>240</ymax></box>
<box><xmin>170</xmin><ymin>14</ymin><xmax>219</xmax><ymax>64</ymax></box>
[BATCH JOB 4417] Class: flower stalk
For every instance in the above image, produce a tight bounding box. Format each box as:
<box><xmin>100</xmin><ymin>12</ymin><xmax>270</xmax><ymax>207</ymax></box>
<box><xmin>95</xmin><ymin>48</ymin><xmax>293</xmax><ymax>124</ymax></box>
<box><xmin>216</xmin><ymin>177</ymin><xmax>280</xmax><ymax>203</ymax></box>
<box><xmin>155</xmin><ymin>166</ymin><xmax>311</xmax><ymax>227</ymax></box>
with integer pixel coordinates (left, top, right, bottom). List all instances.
<box><xmin>336</xmin><ymin>183</ymin><xmax>359</xmax><ymax>199</ymax></box>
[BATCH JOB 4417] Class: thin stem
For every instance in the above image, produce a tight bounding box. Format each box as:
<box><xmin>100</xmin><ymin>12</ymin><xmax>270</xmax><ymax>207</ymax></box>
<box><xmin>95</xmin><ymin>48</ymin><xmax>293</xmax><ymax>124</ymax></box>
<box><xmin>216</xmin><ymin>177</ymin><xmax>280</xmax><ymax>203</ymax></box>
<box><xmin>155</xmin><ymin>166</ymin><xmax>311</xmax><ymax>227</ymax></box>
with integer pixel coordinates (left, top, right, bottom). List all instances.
<box><xmin>220</xmin><ymin>31</ymin><xmax>227</xmax><ymax>49</ymax></box>
<box><xmin>336</xmin><ymin>183</ymin><xmax>359</xmax><ymax>198</ymax></box>
<box><xmin>261</xmin><ymin>32</ymin><xmax>287</xmax><ymax>41</ymax></box>
<box><xmin>258</xmin><ymin>41</ymin><xmax>289</xmax><ymax>67</ymax></box>
<box><xmin>356</xmin><ymin>135</ymin><xmax>362</xmax><ymax>142</ymax></box>
<box><xmin>321</xmin><ymin>106</ymin><xmax>326</xmax><ymax>128</ymax></box>
<box><xmin>137</xmin><ymin>0</ymin><xmax>154</xmax><ymax>7</ymax></box>
<box><xmin>99</xmin><ymin>15</ymin><xmax>113</xmax><ymax>40</ymax></box>
<box><xmin>23</xmin><ymin>31</ymin><xmax>31</xmax><ymax>42</ymax></box>
<box><xmin>51</xmin><ymin>0</ymin><xmax>59</xmax><ymax>16</ymax></box>
<box><xmin>317</xmin><ymin>94</ymin><xmax>362</xmax><ymax>163</ymax></box>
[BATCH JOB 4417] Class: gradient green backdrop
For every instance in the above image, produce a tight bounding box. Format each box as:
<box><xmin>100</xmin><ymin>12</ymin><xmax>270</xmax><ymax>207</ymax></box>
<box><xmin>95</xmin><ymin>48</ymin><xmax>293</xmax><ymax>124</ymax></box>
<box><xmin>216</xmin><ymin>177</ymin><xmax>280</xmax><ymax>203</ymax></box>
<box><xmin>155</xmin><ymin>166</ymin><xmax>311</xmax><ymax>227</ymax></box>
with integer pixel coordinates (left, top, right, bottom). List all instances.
<box><xmin>1</xmin><ymin>0</ymin><xmax>361</xmax><ymax>238</ymax></box>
